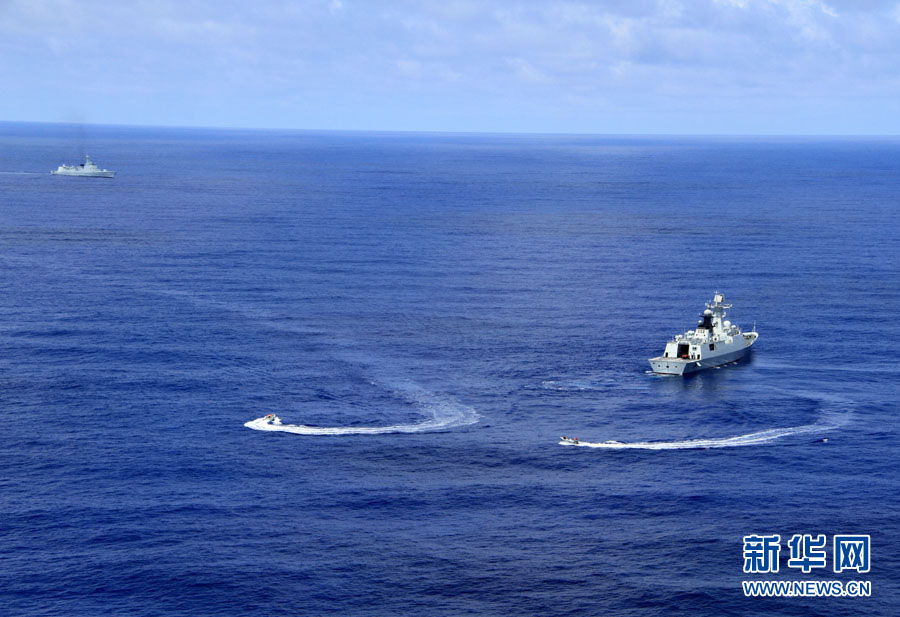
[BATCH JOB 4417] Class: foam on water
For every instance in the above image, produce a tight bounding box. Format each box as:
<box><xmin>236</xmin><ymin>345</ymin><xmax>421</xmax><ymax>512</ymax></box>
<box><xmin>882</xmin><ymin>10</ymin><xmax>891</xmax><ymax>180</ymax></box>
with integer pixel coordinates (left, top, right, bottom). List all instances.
<box><xmin>560</xmin><ymin>397</ymin><xmax>851</xmax><ymax>450</ymax></box>
<box><xmin>538</xmin><ymin>379</ymin><xmax>604</xmax><ymax>392</ymax></box>
<box><xmin>244</xmin><ymin>383</ymin><xmax>479</xmax><ymax>435</ymax></box>
<box><xmin>560</xmin><ymin>424</ymin><xmax>828</xmax><ymax>449</ymax></box>
<box><xmin>535</xmin><ymin>377</ymin><xmax>645</xmax><ymax>392</ymax></box>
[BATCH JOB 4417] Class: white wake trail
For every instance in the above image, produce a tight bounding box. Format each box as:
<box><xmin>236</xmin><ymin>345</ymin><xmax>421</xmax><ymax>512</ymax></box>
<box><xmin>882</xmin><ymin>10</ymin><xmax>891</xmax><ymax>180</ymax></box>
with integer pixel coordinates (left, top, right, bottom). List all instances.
<box><xmin>560</xmin><ymin>409</ymin><xmax>849</xmax><ymax>450</ymax></box>
<box><xmin>244</xmin><ymin>384</ymin><xmax>479</xmax><ymax>436</ymax></box>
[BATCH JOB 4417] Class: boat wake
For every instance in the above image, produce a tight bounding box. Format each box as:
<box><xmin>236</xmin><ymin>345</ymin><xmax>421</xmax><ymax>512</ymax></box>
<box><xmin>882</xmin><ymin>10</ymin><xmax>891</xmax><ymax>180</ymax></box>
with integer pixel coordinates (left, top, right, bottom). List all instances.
<box><xmin>244</xmin><ymin>383</ymin><xmax>479</xmax><ymax>436</ymax></box>
<box><xmin>538</xmin><ymin>379</ymin><xmax>606</xmax><ymax>392</ymax></box>
<box><xmin>560</xmin><ymin>408</ymin><xmax>849</xmax><ymax>450</ymax></box>
<box><xmin>535</xmin><ymin>377</ymin><xmax>642</xmax><ymax>392</ymax></box>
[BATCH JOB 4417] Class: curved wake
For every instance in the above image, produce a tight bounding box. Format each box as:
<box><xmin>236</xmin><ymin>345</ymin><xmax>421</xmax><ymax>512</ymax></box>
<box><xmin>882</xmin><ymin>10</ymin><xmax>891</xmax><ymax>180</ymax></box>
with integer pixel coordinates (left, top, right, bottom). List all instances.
<box><xmin>244</xmin><ymin>386</ymin><xmax>479</xmax><ymax>436</ymax></box>
<box><xmin>560</xmin><ymin>408</ymin><xmax>849</xmax><ymax>450</ymax></box>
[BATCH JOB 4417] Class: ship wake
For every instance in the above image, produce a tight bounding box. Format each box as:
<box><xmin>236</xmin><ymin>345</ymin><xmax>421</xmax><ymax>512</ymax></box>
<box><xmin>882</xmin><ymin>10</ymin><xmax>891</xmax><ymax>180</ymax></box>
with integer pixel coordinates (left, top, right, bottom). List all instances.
<box><xmin>244</xmin><ymin>383</ymin><xmax>479</xmax><ymax>436</ymax></box>
<box><xmin>560</xmin><ymin>408</ymin><xmax>849</xmax><ymax>450</ymax></box>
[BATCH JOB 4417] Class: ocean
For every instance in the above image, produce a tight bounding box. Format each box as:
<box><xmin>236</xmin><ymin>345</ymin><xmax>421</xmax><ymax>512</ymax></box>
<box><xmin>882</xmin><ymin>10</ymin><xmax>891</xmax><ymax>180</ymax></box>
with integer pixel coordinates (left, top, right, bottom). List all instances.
<box><xmin>1</xmin><ymin>123</ymin><xmax>898</xmax><ymax>616</ymax></box>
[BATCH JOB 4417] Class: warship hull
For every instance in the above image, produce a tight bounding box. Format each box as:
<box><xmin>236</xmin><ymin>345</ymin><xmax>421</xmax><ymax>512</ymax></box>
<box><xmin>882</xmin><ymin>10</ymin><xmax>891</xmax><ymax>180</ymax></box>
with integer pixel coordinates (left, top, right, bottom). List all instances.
<box><xmin>51</xmin><ymin>169</ymin><xmax>115</xmax><ymax>178</ymax></box>
<box><xmin>649</xmin><ymin>346</ymin><xmax>749</xmax><ymax>375</ymax></box>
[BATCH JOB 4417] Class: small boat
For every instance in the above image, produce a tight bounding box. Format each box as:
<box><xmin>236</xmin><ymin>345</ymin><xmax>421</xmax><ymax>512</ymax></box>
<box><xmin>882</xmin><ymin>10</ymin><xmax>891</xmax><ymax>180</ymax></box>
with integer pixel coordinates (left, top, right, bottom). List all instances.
<box><xmin>51</xmin><ymin>155</ymin><xmax>115</xmax><ymax>178</ymax></box>
<box><xmin>649</xmin><ymin>292</ymin><xmax>758</xmax><ymax>375</ymax></box>
<box><xmin>560</xmin><ymin>435</ymin><xmax>580</xmax><ymax>444</ymax></box>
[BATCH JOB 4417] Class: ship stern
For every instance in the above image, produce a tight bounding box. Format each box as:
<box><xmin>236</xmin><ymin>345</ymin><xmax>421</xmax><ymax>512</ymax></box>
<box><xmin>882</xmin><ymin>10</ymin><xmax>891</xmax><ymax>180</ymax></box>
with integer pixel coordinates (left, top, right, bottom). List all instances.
<box><xmin>649</xmin><ymin>357</ymin><xmax>697</xmax><ymax>375</ymax></box>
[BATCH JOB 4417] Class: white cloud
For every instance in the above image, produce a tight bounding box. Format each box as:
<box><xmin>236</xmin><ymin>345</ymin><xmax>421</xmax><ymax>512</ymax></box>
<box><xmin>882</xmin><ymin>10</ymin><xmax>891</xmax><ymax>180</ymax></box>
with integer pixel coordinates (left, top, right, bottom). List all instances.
<box><xmin>505</xmin><ymin>57</ymin><xmax>550</xmax><ymax>83</ymax></box>
<box><xmin>2</xmin><ymin>0</ymin><xmax>900</xmax><ymax>131</ymax></box>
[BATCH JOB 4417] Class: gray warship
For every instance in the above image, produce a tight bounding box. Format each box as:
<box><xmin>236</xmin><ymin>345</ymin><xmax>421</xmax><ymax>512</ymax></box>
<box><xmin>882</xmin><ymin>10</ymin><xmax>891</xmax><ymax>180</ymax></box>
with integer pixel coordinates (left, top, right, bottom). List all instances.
<box><xmin>648</xmin><ymin>292</ymin><xmax>758</xmax><ymax>375</ymax></box>
<box><xmin>51</xmin><ymin>155</ymin><xmax>115</xmax><ymax>178</ymax></box>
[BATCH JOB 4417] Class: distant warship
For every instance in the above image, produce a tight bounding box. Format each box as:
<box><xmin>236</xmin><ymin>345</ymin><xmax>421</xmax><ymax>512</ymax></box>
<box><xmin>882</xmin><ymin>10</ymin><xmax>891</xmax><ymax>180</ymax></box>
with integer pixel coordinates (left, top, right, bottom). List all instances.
<box><xmin>649</xmin><ymin>292</ymin><xmax>758</xmax><ymax>375</ymax></box>
<box><xmin>51</xmin><ymin>155</ymin><xmax>115</xmax><ymax>178</ymax></box>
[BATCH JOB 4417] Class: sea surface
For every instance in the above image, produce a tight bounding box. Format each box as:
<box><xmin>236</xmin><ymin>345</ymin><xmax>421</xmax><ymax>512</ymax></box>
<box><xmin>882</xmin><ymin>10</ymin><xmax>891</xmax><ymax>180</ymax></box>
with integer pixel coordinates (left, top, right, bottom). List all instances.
<box><xmin>1</xmin><ymin>123</ymin><xmax>898</xmax><ymax>616</ymax></box>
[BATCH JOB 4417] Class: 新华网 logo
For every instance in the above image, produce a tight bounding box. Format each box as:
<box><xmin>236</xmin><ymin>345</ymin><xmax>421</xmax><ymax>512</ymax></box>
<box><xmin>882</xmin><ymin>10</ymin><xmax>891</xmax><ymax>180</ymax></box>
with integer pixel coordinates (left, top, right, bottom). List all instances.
<box><xmin>833</xmin><ymin>535</ymin><xmax>870</xmax><ymax>573</ymax></box>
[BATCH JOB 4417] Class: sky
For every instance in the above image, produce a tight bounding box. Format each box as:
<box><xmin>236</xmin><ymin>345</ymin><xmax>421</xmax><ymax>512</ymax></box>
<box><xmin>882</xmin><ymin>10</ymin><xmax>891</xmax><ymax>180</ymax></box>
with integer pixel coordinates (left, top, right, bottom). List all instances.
<box><xmin>2</xmin><ymin>0</ymin><xmax>900</xmax><ymax>134</ymax></box>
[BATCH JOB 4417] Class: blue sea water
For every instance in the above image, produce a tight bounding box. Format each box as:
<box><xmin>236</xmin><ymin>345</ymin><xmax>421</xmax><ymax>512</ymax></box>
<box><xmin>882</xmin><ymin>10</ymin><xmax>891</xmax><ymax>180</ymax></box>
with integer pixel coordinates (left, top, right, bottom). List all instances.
<box><xmin>1</xmin><ymin>123</ymin><xmax>898</xmax><ymax>616</ymax></box>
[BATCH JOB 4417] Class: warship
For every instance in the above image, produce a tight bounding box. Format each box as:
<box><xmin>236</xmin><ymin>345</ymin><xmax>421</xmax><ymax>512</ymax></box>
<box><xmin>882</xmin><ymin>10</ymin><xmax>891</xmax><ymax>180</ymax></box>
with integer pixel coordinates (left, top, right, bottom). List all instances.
<box><xmin>649</xmin><ymin>292</ymin><xmax>758</xmax><ymax>375</ymax></box>
<box><xmin>51</xmin><ymin>155</ymin><xmax>115</xmax><ymax>178</ymax></box>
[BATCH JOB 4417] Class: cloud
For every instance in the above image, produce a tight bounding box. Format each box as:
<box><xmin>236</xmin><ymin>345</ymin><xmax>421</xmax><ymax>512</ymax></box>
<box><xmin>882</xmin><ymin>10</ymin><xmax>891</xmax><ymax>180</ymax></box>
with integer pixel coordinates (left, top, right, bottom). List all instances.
<box><xmin>2</xmin><ymin>0</ymin><xmax>900</xmax><ymax>131</ymax></box>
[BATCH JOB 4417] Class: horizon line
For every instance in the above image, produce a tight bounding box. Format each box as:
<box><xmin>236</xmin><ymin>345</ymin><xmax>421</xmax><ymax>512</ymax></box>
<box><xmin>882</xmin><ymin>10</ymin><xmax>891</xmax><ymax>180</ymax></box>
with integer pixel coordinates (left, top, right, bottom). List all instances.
<box><xmin>2</xmin><ymin>119</ymin><xmax>900</xmax><ymax>139</ymax></box>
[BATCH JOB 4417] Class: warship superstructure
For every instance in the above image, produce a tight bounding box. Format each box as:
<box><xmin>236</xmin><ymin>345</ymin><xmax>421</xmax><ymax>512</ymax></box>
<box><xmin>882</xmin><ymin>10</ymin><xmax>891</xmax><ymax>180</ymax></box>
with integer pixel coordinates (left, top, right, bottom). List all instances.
<box><xmin>51</xmin><ymin>155</ymin><xmax>115</xmax><ymax>178</ymax></box>
<box><xmin>648</xmin><ymin>292</ymin><xmax>757</xmax><ymax>375</ymax></box>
